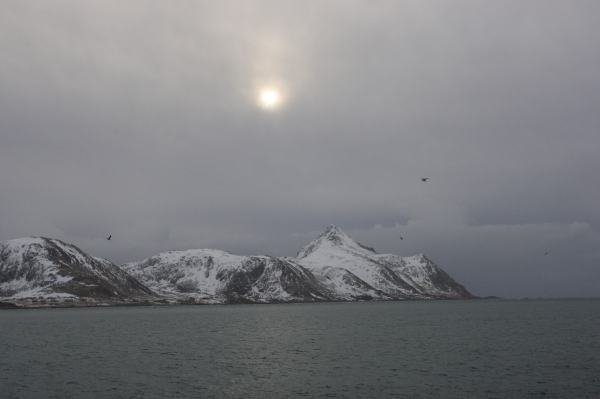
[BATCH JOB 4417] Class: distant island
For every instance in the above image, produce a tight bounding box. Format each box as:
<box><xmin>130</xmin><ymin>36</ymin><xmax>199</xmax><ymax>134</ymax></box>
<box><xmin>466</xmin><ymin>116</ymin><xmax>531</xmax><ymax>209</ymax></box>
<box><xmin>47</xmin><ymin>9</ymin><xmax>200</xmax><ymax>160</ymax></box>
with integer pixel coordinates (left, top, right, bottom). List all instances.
<box><xmin>0</xmin><ymin>225</ymin><xmax>473</xmax><ymax>308</ymax></box>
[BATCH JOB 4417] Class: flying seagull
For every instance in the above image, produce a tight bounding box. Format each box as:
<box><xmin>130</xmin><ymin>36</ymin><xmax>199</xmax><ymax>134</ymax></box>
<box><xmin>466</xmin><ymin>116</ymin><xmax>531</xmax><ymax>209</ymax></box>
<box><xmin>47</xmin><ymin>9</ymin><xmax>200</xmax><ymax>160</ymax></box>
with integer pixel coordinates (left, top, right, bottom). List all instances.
<box><xmin>421</xmin><ymin>177</ymin><xmax>430</xmax><ymax>182</ymax></box>
<box><xmin>106</xmin><ymin>234</ymin><xmax>112</xmax><ymax>241</ymax></box>
<box><xmin>399</xmin><ymin>236</ymin><xmax>404</xmax><ymax>240</ymax></box>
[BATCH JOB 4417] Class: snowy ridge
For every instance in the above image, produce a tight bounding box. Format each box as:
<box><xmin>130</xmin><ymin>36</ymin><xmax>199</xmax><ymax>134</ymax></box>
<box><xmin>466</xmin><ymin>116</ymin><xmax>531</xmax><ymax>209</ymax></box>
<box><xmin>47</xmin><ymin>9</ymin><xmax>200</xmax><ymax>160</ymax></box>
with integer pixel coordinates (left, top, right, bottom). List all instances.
<box><xmin>123</xmin><ymin>249</ymin><xmax>332</xmax><ymax>304</ymax></box>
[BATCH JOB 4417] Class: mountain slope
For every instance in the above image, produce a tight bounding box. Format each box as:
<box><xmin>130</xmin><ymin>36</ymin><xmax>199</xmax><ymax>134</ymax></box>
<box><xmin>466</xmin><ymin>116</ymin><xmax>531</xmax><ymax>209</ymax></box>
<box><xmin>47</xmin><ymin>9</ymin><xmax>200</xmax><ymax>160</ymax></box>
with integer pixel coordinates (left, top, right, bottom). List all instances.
<box><xmin>377</xmin><ymin>253</ymin><xmax>473</xmax><ymax>298</ymax></box>
<box><xmin>0</xmin><ymin>237</ymin><xmax>154</xmax><ymax>305</ymax></box>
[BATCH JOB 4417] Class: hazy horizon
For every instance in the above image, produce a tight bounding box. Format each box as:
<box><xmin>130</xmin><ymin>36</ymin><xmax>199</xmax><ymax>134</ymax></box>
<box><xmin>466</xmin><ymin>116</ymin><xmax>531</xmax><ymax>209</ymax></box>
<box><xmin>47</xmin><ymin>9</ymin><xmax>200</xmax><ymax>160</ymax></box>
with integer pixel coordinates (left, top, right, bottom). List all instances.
<box><xmin>1</xmin><ymin>1</ymin><xmax>599</xmax><ymax>298</ymax></box>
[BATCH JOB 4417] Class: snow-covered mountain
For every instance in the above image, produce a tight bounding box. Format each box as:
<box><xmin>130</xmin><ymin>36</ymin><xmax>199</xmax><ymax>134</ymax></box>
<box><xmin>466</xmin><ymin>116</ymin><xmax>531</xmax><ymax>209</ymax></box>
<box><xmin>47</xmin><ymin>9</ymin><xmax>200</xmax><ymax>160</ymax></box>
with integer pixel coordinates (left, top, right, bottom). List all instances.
<box><xmin>0</xmin><ymin>237</ymin><xmax>154</xmax><ymax>306</ymax></box>
<box><xmin>293</xmin><ymin>225</ymin><xmax>472</xmax><ymax>300</ymax></box>
<box><xmin>0</xmin><ymin>227</ymin><xmax>473</xmax><ymax>307</ymax></box>
<box><xmin>124</xmin><ymin>226</ymin><xmax>472</xmax><ymax>303</ymax></box>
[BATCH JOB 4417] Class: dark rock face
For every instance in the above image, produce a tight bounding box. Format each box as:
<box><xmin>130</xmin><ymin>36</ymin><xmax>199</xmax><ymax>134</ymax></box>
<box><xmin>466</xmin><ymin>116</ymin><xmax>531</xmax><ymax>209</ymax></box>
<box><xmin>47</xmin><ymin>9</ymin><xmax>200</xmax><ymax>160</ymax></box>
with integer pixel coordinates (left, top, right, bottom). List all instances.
<box><xmin>248</xmin><ymin>258</ymin><xmax>333</xmax><ymax>302</ymax></box>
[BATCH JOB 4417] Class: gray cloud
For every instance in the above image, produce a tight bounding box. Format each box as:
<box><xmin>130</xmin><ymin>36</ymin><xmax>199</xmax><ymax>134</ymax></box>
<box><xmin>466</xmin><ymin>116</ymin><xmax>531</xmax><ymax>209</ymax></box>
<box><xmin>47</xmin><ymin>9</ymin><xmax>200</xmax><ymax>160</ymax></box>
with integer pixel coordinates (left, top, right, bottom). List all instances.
<box><xmin>1</xmin><ymin>0</ymin><xmax>599</xmax><ymax>297</ymax></box>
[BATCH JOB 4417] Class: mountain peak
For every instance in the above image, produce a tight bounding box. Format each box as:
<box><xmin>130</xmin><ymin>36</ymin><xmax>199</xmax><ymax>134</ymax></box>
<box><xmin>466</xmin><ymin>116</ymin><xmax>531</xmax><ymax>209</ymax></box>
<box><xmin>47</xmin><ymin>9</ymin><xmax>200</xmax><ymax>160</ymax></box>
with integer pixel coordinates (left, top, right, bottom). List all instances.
<box><xmin>323</xmin><ymin>224</ymin><xmax>342</xmax><ymax>233</ymax></box>
<box><xmin>297</xmin><ymin>225</ymin><xmax>376</xmax><ymax>258</ymax></box>
<box><xmin>321</xmin><ymin>224</ymin><xmax>347</xmax><ymax>240</ymax></box>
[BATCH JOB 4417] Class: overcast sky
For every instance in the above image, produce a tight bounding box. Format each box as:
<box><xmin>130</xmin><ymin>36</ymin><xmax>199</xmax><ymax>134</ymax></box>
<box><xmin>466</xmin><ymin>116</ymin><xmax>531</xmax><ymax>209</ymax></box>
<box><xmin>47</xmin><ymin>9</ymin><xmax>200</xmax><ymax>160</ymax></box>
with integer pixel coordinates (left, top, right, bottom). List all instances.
<box><xmin>1</xmin><ymin>1</ymin><xmax>599</xmax><ymax>298</ymax></box>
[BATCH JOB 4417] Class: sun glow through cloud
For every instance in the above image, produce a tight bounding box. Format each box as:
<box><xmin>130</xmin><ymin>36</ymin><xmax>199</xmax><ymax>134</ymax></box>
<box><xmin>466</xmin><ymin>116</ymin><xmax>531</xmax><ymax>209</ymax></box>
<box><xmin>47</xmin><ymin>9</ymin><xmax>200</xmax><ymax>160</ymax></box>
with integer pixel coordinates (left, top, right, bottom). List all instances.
<box><xmin>258</xmin><ymin>88</ymin><xmax>281</xmax><ymax>110</ymax></box>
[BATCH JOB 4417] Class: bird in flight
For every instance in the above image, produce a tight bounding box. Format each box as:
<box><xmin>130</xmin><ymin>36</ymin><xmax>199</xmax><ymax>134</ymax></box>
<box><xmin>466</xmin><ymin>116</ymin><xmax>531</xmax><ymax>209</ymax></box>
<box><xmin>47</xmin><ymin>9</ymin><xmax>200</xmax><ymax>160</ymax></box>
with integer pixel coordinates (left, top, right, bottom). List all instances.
<box><xmin>399</xmin><ymin>236</ymin><xmax>404</xmax><ymax>240</ymax></box>
<box><xmin>544</xmin><ymin>251</ymin><xmax>549</xmax><ymax>256</ymax></box>
<box><xmin>106</xmin><ymin>234</ymin><xmax>112</xmax><ymax>241</ymax></box>
<box><xmin>421</xmin><ymin>177</ymin><xmax>430</xmax><ymax>182</ymax></box>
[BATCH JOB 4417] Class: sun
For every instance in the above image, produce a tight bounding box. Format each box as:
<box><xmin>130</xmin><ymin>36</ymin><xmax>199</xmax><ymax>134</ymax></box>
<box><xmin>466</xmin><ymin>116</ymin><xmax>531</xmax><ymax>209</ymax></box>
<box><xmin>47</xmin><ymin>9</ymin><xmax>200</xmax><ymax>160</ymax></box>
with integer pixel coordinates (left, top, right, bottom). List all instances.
<box><xmin>258</xmin><ymin>88</ymin><xmax>281</xmax><ymax>110</ymax></box>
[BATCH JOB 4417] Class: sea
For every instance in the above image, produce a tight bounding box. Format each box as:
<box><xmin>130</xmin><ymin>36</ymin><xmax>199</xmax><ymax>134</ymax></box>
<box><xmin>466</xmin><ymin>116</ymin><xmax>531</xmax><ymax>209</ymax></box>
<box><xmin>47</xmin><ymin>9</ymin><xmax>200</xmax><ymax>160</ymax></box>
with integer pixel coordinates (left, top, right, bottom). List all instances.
<box><xmin>1</xmin><ymin>299</ymin><xmax>599</xmax><ymax>398</ymax></box>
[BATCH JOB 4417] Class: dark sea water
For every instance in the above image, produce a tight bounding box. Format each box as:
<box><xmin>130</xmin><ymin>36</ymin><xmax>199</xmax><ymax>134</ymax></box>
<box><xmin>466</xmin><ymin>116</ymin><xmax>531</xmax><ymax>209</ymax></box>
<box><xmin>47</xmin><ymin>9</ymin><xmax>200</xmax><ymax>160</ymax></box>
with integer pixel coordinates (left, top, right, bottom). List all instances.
<box><xmin>1</xmin><ymin>299</ymin><xmax>599</xmax><ymax>399</ymax></box>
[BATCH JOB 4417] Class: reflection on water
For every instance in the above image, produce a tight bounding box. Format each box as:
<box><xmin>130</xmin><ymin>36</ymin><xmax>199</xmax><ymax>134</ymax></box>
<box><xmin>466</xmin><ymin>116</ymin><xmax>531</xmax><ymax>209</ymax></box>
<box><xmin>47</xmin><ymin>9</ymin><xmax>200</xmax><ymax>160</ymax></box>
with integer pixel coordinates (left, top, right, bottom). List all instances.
<box><xmin>1</xmin><ymin>300</ymin><xmax>599</xmax><ymax>398</ymax></box>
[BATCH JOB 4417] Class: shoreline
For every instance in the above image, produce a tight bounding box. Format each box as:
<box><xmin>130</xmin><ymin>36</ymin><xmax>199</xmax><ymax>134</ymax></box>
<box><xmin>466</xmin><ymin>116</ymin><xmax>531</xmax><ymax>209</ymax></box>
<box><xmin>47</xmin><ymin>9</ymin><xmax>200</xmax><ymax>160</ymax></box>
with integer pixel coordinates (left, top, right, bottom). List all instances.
<box><xmin>0</xmin><ymin>295</ymin><xmax>482</xmax><ymax>310</ymax></box>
